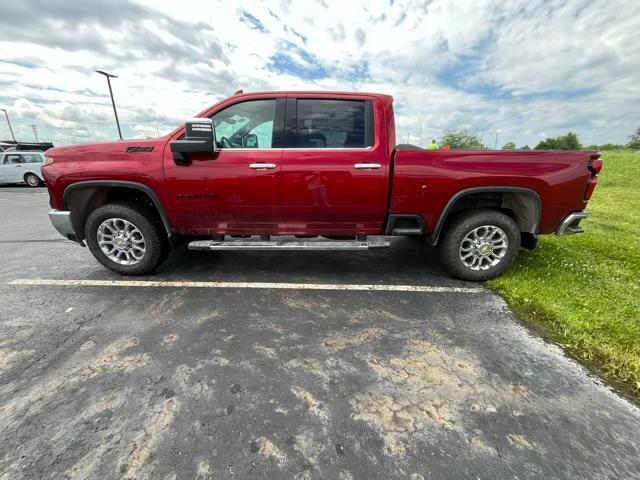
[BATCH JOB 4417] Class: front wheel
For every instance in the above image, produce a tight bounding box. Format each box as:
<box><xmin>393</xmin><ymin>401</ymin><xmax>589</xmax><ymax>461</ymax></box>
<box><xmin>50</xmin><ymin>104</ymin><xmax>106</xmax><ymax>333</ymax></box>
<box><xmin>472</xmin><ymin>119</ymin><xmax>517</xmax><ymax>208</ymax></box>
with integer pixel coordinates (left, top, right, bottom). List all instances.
<box><xmin>438</xmin><ymin>209</ymin><xmax>520</xmax><ymax>281</ymax></box>
<box><xmin>85</xmin><ymin>202</ymin><xmax>169</xmax><ymax>275</ymax></box>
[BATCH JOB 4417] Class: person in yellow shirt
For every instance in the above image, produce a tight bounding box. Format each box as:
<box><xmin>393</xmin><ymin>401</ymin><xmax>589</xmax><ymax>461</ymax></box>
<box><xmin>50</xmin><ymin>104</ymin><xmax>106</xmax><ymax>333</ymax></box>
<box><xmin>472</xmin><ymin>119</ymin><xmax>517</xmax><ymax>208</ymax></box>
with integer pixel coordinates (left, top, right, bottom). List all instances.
<box><xmin>426</xmin><ymin>139</ymin><xmax>440</xmax><ymax>150</ymax></box>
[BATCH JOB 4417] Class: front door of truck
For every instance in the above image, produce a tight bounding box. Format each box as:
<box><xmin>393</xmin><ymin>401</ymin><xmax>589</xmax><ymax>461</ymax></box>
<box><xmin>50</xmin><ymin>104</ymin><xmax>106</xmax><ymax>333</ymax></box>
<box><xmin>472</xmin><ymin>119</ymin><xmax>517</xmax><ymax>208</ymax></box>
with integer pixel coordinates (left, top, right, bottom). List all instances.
<box><xmin>279</xmin><ymin>97</ymin><xmax>389</xmax><ymax>235</ymax></box>
<box><xmin>164</xmin><ymin>98</ymin><xmax>285</xmax><ymax>235</ymax></box>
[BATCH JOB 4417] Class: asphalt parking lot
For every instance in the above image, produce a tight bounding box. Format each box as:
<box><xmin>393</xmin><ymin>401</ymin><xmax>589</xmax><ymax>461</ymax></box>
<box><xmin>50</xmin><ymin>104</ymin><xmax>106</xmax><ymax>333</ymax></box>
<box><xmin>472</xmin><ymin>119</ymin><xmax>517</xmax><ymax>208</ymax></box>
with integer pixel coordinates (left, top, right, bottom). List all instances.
<box><xmin>1</xmin><ymin>185</ymin><xmax>639</xmax><ymax>479</ymax></box>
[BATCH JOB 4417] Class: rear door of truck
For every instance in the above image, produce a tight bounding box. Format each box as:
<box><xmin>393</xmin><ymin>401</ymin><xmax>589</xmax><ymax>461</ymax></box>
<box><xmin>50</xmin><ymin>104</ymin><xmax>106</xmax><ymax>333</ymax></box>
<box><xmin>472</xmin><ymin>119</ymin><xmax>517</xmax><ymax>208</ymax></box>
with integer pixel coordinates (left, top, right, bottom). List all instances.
<box><xmin>279</xmin><ymin>94</ymin><xmax>389</xmax><ymax>235</ymax></box>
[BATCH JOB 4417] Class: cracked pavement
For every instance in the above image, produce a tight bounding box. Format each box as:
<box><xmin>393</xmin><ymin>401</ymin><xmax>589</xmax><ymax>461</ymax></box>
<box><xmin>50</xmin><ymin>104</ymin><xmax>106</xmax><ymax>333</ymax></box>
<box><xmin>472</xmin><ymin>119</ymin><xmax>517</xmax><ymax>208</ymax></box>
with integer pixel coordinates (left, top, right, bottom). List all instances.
<box><xmin>0</xmin><ymin>186</ymin><xmax>639</xmax><ymax>479</ymax></box>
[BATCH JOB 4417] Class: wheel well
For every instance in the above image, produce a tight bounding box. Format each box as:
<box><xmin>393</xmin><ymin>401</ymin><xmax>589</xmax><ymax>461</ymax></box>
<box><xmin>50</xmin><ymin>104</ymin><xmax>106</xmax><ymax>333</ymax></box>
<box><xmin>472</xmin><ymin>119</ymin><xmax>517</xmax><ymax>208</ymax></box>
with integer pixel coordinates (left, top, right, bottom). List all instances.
<box><xmin>432</xmin><ymin>189</ymin><xmax>540</xmax><ymax>249</ymax></box>
<box><xmin>65</xmin><ymin>186</ymin><xmax>168</xmax><ymax>242</ymax></box>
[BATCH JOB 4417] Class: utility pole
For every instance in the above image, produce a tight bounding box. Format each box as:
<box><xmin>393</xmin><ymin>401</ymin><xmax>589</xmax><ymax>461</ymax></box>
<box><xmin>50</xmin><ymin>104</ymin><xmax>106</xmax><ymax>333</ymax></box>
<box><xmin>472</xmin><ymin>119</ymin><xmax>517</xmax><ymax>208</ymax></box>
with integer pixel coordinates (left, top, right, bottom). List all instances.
<box><xmin>28</xmin><ymin>124</ymin><xmax>39</xmax><ymax>142</ymax></box>
<box><xmin>95</xmin><ymin>70</ymin><xmax>123</xmax><ymax>140</ymax></box>
<box><xmin>0</xmin><ymin>108</ymin><xmax>16</xmax><ymax>142</ymax></box>
<box><xmin>416</xmin><ymin>114</ymin><xmax>425</xmax><ymax>146</ymax></box>
<box><xmin>494</xmin><ymin>129</ymin><xmax>501</xmax><ymax>149</ymax></box>
<box><xmin>151</xmin><ymin>108</ymin><xmax>160</xmax><ymax>137</ymax></box>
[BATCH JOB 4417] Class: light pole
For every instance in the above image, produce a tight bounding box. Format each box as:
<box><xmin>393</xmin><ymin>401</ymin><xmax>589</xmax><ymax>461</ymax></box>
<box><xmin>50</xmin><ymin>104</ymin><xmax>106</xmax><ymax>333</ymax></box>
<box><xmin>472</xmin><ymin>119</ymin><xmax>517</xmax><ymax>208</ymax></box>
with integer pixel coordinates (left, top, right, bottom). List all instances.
<box><xmin>0</xmin><ymin>108</ymin><xmax>16</xmax><ymax>142</ymax></box>
<box><xmin>494</xmin><ymin>129</ymin><xmax>502</xmax><ymax>149</ymax></box>
<box><xmin>96</xmin><ymin>70</ymin><xmax>123</xmax><ymax>140</ymax></box>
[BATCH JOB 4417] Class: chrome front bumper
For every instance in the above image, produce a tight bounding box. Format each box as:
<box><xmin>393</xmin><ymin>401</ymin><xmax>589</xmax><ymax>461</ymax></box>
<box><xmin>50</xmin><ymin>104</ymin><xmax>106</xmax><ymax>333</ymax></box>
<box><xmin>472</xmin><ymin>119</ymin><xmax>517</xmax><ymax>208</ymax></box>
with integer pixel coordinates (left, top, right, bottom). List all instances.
<box><xmin>48</xmin><ymin>209</ymin><xmax>76</xmax><ymax>240</ymax></box>
<box><xmin>555</xmin><ymin>210</ymin><xmax>590</xmax><ymax>236</ymax></box>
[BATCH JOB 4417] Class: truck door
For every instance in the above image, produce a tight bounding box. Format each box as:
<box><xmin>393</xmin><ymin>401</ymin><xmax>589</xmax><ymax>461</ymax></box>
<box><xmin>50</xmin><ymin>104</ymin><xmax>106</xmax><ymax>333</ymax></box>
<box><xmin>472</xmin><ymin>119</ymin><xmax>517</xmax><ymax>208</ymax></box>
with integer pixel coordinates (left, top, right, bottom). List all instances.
<box><xmin>280</xmin><ymin>97</ymin><xmax>389</xmax><ymax>235</ymax></box>
<box><xmin>164</xmin><ymin>98</ymin><xmax>285</xmax><ymax>235</ymax></box>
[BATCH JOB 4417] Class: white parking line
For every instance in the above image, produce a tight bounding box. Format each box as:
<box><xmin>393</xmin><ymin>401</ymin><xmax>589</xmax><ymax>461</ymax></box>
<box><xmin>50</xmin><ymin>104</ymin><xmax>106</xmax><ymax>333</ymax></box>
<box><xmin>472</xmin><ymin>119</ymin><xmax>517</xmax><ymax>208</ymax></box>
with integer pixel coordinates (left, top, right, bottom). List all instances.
<box><xmin>8</xmin><ymin>278</ymin><xmax>484</xmax><ymax>293</ymax></box>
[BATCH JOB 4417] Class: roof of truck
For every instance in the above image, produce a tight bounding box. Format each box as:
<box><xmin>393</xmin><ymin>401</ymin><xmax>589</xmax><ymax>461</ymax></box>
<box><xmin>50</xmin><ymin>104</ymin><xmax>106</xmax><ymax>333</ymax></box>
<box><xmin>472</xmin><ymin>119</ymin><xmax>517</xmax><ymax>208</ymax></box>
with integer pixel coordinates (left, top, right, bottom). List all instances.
<box><xmin>231</xmin><ymin>90</ymin><xmax>394</xmax><ymax>102</ymax></box>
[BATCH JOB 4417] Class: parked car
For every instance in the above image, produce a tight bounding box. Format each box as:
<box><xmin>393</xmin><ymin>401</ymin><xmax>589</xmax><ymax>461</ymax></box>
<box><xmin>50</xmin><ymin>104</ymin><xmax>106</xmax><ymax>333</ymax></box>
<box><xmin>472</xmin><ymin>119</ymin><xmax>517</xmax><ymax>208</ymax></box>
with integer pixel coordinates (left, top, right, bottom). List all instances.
<box><xmin>0</xmin><ymin>151</ymin><xmax>46</xmax><ymax>187</ymax></box>
<box><xmin>41</xmin><ymin>91</ymin><xmax>602</xmax><ymax>281</ymax></box>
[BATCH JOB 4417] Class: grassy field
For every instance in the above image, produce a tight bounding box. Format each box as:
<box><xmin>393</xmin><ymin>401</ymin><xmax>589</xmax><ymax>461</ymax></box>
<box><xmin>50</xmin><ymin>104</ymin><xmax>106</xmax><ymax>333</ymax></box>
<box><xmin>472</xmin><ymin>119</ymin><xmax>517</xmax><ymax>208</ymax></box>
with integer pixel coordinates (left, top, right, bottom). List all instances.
<box><xmin>489</xmin><ymin>150</ymin><xmax>640</xmax><ymax>400</ymax></box>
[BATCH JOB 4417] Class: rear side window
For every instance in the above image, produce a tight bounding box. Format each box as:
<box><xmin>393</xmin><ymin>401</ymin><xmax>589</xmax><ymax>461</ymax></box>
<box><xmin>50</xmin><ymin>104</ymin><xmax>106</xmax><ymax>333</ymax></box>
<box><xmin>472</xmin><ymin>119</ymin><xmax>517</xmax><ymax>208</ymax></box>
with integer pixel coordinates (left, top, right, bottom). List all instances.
<box><xmin>22</xmin><ymin>154</ymin><xmax>42</xmax><ymax>163</ymax></box>
<box><xmin>294</xmin><ymin>99</ymin><xmax>373</xmax><ymax>148</ymax></box>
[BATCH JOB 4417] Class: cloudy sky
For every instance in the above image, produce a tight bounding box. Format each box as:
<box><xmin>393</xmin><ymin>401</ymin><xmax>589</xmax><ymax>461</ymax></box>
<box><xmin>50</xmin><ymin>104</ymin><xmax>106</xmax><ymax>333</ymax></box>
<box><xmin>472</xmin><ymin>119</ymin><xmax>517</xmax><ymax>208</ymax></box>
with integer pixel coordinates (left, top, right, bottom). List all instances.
<box><xmin>1</xmin><ymin>0</ymin><xmax>638</xmax><ymax>148</ymax></box>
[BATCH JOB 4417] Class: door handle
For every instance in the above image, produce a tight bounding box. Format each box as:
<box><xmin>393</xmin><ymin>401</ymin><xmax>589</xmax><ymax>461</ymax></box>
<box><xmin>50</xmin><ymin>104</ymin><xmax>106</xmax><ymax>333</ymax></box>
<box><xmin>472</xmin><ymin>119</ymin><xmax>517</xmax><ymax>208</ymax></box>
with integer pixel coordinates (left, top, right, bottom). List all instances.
<box><xmin>354</xmin><ymin>163</ymin><xmax>381</xmax><ymax>169</ymax></box>
<box><xmin>249</xmin><ymin>163</ymin><xmax>276</xmax><ymax>169</ymax></box>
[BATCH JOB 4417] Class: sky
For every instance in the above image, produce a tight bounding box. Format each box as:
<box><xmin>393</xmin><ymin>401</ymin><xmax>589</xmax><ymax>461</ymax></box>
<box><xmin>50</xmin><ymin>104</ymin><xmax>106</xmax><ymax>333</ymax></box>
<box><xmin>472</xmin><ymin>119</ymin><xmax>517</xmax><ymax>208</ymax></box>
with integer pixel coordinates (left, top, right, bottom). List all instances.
<box><xmin>0</xmin><ymin>0</ymin><xmax>639</xmax><ymax>148</ymax></box>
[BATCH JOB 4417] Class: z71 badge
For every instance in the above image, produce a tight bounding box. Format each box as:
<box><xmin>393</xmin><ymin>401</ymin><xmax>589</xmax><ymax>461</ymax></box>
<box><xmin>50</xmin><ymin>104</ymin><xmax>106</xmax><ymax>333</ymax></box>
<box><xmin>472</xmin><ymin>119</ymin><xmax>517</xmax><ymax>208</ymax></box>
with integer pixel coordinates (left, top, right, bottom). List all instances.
<box><xmin>125</xmin><ymin>146</ymin><xmax>154</xmax><ymax>153</ymax></box>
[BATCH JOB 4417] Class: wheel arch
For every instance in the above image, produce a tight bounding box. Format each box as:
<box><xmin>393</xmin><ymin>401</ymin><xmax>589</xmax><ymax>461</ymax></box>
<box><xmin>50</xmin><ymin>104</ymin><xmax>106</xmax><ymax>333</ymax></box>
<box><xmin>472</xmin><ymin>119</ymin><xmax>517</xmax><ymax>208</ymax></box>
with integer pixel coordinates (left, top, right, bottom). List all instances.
<box><xmin>429</xmin><ymin>186</ymin><xmax>542</xmax><ymax>248</ymax></box>
<box><xmin>23</xmin><ymin>170</ymin><xmax>43</xmax><ymax>183</ymax></box>
<box><xmin>63</xmin><ymin>180</ymin><xmax>175</xmax><ymax>243</ymax></box>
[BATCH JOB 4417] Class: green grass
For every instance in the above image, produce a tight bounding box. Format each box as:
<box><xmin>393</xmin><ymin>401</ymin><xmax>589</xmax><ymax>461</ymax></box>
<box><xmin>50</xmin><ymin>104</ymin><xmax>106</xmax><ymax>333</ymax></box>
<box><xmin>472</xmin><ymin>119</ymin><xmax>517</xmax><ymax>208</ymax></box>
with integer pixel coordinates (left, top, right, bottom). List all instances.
<box><xmin>489</xmin><ymin>150</ymin><xmax>640</xmax><ymax>400</ymax></box>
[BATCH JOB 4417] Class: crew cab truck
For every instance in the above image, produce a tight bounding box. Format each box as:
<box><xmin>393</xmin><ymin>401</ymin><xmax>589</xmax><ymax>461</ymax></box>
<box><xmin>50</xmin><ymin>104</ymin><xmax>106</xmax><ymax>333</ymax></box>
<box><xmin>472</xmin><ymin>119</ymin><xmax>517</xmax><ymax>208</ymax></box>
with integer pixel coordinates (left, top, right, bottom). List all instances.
<box><xmin>42</xmin><ymin>91</ymin><xmax>602</xmax><ymax>281</ymax></box>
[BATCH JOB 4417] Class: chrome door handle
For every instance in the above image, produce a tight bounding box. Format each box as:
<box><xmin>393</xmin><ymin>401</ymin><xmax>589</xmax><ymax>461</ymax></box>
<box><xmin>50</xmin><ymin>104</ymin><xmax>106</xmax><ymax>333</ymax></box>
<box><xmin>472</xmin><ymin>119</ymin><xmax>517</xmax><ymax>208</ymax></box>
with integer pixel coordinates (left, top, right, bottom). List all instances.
<box><xmin>249</xmin><ymin>163</ymin><xmax>276</xmax><ymax>169</ymax></box>
<box><xmin>354</xmin><ymin>163</ymin><xmax>381</xmax><ymax>169</ymax></box>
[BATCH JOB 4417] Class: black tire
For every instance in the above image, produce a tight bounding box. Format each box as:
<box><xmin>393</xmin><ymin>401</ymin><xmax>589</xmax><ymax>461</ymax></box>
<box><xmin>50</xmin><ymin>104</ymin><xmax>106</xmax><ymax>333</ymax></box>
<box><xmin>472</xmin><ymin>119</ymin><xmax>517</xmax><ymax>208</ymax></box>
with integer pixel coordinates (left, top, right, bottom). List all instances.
<box><xmin>438</xmin><ymin>209</ymin><xmax>520</xmax><ymax>281</ymax></box>
<box><xmin>85</xmin><ymin>202</ymin><xmax>169</xmax><ymax>275</ymax></box>
<box><xmin>24</xmin><ymin>173</ymin><xmax>43</xmax><ymax>187</ymax></box>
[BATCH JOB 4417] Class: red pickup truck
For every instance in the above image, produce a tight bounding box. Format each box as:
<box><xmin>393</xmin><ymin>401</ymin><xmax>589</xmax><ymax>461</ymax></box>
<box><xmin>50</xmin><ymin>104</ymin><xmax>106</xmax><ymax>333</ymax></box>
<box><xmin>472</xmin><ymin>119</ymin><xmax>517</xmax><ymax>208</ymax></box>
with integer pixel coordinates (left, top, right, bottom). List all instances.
<box><xmin>42</xmin><ymin>91</ymin><xmax>602</xmax><ymax>281</ymax></box>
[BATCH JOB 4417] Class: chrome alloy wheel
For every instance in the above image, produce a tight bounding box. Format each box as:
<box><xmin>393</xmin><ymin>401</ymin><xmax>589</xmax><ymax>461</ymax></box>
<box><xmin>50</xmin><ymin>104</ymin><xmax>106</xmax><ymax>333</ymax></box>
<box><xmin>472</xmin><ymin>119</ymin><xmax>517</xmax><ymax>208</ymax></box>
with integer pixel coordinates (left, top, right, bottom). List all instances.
<box><xmin>459</xmin><ymin>225</ymin><xmax>508</xmax><ymax>271</ymax></box>
<box><xmin>97</xmin><ymin>218</ymin><xmax>146</xmax><ymax>265</ymax></box>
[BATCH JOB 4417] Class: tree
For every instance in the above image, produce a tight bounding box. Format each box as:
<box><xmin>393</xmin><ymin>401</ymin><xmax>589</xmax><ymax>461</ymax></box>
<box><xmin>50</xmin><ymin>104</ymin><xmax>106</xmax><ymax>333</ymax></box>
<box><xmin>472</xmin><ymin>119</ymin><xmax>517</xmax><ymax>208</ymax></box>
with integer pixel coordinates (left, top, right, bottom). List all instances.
<box><xmin>502</xmin><ymin>142</ymin><xmax>516</xmax><ymax>150</ymax></box>
<box><xmin>587</xmin><ymin>143</ymin><xmax>624</xmax><ymax>151</ymax></box>
<box><xmin>520</xmin><ymin>145</ymin><xmax>531</xmax><ymax>150</ymax></box>
<box><xmin>440</xmin><ymin>130</ymin><xmax>486</xmax><ymax>149</ymax></box>
<box><xmin>535</xmin><ymin>132</ymin><xmax>582</xmax><ymax>150</ymax></box>
<box><xmin>628</xmin><ymin>127</ymin><xmax>640</xmax><ymax>150</ymax></box>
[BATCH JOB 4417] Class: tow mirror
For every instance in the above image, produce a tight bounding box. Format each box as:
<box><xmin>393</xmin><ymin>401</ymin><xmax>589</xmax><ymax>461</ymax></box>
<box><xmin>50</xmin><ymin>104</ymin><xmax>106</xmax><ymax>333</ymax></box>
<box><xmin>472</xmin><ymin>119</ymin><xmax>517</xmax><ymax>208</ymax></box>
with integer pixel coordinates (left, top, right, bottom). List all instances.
<box><xmin>170</xmin><ymin>118</ymin><xmax>217</xmax><ymax>165</ymax></box>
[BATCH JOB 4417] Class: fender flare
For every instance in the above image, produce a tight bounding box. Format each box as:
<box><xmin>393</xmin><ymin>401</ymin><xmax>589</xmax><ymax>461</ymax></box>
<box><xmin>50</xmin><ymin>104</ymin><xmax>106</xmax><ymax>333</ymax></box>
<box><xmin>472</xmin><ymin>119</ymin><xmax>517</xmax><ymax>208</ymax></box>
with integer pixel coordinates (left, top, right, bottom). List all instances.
<box><xmin>63</xmin><ymin>180</ymin><xmax>174</xmax><ymax>240</ymax></box>
<box><xmin>428</xmin><ymin>186</ymin><xmax>542</xmax><ymax>244</ymax></box>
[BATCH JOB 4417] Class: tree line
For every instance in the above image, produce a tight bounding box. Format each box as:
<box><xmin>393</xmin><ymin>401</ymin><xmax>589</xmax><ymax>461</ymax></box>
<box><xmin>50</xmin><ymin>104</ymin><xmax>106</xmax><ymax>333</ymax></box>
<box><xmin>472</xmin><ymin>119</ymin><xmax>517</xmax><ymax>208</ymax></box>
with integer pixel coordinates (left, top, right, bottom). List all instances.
<box><xmin>437</xmin><ymin>127</ymin><xmax>640</xmax><ymax>150</ymax></box>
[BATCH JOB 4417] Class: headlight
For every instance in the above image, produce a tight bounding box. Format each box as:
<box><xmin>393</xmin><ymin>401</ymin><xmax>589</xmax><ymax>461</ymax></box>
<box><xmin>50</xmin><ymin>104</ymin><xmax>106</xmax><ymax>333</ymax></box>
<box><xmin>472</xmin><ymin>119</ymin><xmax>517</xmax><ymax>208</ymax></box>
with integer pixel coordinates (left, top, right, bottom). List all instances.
<box><xmin>44</xmin><ymin>156</ymin><xmax>54</xmax><ymax>165</ymax></box>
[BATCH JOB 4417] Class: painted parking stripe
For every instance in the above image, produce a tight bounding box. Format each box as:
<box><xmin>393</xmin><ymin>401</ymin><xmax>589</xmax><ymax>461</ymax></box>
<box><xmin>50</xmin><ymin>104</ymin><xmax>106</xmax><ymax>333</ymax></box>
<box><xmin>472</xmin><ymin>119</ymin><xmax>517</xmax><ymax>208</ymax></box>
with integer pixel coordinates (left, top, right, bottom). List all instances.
<box><xmin>8</xmin><ymin>278</ymin><xmax>484</xmax><ymax>293</ymax></box>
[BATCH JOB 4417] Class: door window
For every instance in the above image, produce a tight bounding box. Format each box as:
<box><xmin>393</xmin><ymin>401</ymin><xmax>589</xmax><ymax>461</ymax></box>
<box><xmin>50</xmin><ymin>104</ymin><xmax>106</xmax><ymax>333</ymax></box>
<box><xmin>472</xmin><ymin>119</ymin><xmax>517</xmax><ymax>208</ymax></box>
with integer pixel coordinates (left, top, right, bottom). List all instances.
<box><xmin>3</xmin><ymin>154</ymin><xmax>22</xmax><ymax>164</ymax></box>
<box><xmin>22</xmin><ymin>153</ymin><xmax>42</xmax><ymax>163</ymax></box>
<box><xmin>294</xmin><ymin>99</ymin><xmax>373</xmax><ymax>148</ymax></box>
<box><xmin>211</xmin><ymin>99</ymin><xmax>276</xmax><ymax>149</ymax></box>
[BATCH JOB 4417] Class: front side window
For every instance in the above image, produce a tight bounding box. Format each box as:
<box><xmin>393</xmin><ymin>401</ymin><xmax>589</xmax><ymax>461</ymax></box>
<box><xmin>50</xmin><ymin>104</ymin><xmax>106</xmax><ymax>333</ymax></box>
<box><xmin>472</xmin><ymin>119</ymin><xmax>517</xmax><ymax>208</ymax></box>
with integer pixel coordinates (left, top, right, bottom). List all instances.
<box><xmin>295</xmin><ymin>99</ymin><xmax>372</xmax><ymax>148</ymax></box>
<box><xmin>211</xmin><ymin>99</ymin><xmax>276</xmax><ymax>149</ymax></box>
<box><xmin>4</xmin><ymin>154</ymin><xmax>22</xmax><ymax>164</ymax></box>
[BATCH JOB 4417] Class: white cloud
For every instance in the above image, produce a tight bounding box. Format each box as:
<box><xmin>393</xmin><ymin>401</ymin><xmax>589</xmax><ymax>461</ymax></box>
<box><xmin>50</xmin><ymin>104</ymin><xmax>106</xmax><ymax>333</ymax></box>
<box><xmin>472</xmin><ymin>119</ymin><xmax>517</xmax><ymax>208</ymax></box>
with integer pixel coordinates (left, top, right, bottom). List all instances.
<box><xmin>0</xmin><ymin>0</ymin><xmax>638</xmax><ymax>147</ymax></box>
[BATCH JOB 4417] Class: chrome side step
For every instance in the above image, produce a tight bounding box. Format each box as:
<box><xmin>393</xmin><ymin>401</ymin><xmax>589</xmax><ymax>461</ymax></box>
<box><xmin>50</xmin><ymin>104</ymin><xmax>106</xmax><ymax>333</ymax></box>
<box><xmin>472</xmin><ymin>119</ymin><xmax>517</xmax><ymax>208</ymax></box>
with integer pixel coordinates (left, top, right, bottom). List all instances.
<box><xmin>188</xmin><ymin>237</ymin><xmax>390</xmax><ymax>251</ymax></box>
<box><xmin>392</xmin><ymin>227</ymin><xmax>423</xmax><ymax>235</ymax></box>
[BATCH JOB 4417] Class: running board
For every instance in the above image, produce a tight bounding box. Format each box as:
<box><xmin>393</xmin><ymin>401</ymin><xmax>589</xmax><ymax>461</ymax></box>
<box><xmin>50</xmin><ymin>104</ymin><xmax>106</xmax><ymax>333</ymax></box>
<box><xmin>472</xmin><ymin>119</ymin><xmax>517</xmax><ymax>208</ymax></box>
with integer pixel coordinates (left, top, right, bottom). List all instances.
<box><xmin>392</xmin><ymin>227</ymin><xmax>423</xmax><ymax>235</ymax></box>
<box><xmin>188</xmin><ymin>237</ymin><xmax>390</xmax><ymax>251</ymax></box>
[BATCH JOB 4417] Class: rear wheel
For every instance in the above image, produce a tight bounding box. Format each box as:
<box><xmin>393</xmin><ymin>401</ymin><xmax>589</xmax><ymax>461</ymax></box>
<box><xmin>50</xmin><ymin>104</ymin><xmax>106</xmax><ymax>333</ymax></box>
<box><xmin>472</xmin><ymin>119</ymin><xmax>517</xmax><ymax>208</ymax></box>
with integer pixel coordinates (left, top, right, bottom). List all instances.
<box><xmin>438</xmin><ymin>209</ymin><xmax>520</xmax><ymax>281</ymax></box>
<box><xmin>85</xmin><ymin>202</ymin><xmax>168</xmax><ymax>275</ymax></box>
<box><xmin>24</xmin><ymin>173</ymin><xmax>42</xmax><ymax>187</ymax></box>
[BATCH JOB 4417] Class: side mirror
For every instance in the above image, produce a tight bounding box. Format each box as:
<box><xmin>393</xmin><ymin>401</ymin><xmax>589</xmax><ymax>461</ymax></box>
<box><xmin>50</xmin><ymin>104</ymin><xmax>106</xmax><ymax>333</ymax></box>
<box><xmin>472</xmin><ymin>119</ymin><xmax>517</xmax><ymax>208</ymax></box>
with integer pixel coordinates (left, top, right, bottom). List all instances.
<box><xmin>244</xmin><ymin>133</ymin><xmax>258</xmax><ymax>148</ymax></box>
<box><xmin>170</xmin><ymin>118</ymin><xmax>217</xmax><ymax>165</ymax></box>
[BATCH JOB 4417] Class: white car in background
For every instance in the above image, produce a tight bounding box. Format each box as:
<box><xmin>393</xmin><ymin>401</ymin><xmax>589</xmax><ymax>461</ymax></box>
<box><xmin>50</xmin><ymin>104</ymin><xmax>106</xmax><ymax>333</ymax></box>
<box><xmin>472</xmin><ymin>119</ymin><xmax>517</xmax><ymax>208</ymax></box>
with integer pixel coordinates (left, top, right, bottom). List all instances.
<box><xmin>0</xmin><ymin>151</ymin><xmax>46</xmax><ymax>187</ymax></box>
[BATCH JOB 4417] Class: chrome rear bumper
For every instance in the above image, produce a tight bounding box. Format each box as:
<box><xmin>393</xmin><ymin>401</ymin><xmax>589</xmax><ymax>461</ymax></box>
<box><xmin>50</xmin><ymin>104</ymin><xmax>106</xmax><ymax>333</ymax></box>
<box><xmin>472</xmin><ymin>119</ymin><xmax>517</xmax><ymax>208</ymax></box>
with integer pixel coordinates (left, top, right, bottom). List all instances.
<box><xmin>48</xmin><ymin>209</ymin><xmax>76</xmax><ymax>239</ymax></box>
<box><xmin>555</xmin><ymin>210</ymin><xmax>590</xmax><ymax>236</ymax></box>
